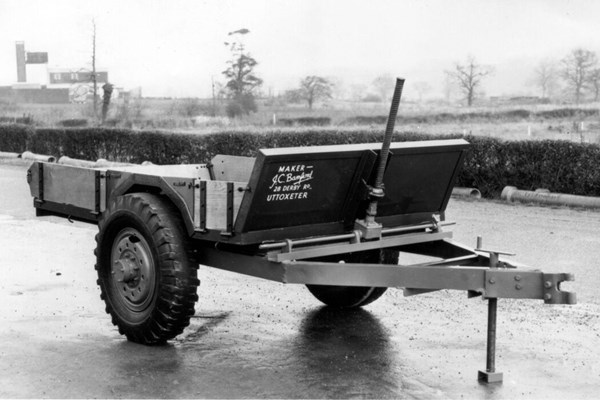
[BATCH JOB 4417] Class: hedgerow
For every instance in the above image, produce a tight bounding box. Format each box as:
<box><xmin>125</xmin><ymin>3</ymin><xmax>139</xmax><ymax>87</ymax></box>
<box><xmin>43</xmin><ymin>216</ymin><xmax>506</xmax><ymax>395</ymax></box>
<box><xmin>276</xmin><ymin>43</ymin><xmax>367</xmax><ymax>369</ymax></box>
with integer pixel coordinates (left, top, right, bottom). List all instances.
<box><xmin>1</xmin><ymin>124</ymin><xmax>599</xmax><ymax>198</ymax></box>
<box><xmin>0</xmin><ymin>124</ymin><xmax>33</xmax><ymax>152</ymax></box>
<box><xmin>458</xmin><ymin>137</ymin><xmax>600</xmax><ymax>197</ymax></box>
<box><xmin>59</xmin><ymin>119</ymin><xmax>88</xmax><ymax>127</ymax></box>
<box><xmin>278</xmin><ymin>117</ymin><xmax>331</xmax><ymax>126</ymax></box>
<box><xmin>343</xmin><ymin>108</ymin><xmax>600</xmax><ymax>125</ymax></box>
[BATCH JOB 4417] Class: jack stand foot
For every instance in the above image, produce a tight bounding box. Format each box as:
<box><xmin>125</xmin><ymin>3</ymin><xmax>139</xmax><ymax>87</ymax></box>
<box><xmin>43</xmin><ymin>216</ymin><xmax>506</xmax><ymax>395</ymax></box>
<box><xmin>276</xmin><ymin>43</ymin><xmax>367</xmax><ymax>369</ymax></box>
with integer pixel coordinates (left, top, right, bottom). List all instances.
<box><xmin>478</xmin><ymin>370</ymin><xmax>503</xmax><ymax>383</ymax></box>
<box><xmin>479</xmin><ymin>297</ymin><xmax>502</xmax><ymax>383</ymax></box>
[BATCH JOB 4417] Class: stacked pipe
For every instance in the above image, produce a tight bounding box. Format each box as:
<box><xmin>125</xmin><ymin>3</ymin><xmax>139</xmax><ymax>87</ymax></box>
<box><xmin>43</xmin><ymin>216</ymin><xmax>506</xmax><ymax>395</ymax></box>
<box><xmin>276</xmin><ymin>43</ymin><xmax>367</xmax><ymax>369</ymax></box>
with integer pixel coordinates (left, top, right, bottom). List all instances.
<box><xmin>501</xmin><ymin>186</ymin><xmax>600</xmax><ymax>209</ymax></box>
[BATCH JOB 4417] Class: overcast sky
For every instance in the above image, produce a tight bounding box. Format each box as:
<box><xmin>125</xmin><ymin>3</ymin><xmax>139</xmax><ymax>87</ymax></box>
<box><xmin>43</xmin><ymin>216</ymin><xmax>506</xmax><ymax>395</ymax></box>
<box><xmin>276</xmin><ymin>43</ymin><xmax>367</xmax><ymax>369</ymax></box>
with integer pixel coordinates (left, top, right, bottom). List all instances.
<box><xmin>1</xmin><ymin>0</ymin><xmax>600</xmax><ymax>99</ymax></box>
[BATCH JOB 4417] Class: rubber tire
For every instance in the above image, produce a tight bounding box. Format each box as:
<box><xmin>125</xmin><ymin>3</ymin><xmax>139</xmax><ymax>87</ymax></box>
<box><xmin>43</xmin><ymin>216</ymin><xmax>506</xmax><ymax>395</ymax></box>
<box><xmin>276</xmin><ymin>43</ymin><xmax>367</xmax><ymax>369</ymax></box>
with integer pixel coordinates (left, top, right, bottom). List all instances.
<box><xmin>306</xmin><ymin>249</ymin><xmax>399</xmax><ymax>308</ymax></box>
<box><xmin>95</xmin><ymin>193</ymin><xmax>199</xmax><ymax>344</ymax></box>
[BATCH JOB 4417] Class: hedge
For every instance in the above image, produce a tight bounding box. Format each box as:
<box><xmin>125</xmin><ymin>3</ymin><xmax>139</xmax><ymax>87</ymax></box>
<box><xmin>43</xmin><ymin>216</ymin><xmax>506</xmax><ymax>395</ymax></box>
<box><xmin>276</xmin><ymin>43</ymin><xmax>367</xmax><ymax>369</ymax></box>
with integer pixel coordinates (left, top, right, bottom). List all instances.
<box><xmin>59</xmin><ymin>118</ymin><xmax>88</xmax><ymax>127</ymax></box>
<box><xmin>0</xmin><ymin>124</ymin><xmax>34</xmax><ymax>152</ymax></box>
<box><xmin>278</xmin><ymin>117</ymin><xmax>331</xmax><ymax>126</ymax></box>
<box><xmin>459</xmin><ymin>137</ymin><xmax>600</xmax><ymax>197</ymax></box>
<box><xmin>1</xmin><ymin>124</ymin><xmax>599</xmax><ymax>199</ymax></box>
<box><xmin>343</xmin><ymin>108</ymin><xmax>600</xmax><ymax>126</ymax></box>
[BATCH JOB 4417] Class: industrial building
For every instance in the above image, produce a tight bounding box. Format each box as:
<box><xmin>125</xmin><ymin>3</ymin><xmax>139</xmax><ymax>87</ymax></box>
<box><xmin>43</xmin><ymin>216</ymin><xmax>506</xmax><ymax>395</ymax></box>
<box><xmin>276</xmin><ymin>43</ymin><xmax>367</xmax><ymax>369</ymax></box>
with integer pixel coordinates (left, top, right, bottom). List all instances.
<box><xmin>0</xmin><ymin>41</ymin><xmax>110</xmax><ymax>104</ymax></box>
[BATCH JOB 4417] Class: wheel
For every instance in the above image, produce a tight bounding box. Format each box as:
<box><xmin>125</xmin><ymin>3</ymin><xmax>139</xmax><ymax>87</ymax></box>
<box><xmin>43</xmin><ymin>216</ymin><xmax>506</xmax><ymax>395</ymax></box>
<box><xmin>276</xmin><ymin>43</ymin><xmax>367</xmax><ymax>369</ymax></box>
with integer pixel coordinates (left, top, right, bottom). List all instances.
<box><xmin>305</xmin><ymin>249</ymin><xmax>399</xmax><ymax>308</ymax></box>
<box><xmin>95</xmin><ymin>193</ymin><xmax>199</xmax><ymax>344</ymax></box>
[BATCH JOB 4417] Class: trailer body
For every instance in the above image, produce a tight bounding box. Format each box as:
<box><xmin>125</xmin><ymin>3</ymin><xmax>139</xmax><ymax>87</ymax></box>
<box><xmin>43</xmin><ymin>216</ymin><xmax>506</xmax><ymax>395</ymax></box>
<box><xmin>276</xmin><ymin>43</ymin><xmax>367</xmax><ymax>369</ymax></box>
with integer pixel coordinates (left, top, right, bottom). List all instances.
<box><xmin>29</xmin><ymin>139</ymin><xmax>468</xmax><ymax>242</ymax></box>
<box><xmin>26</xmin><ymin>138</ymin><xmax>575</xmax><ymax>382</ymax></box>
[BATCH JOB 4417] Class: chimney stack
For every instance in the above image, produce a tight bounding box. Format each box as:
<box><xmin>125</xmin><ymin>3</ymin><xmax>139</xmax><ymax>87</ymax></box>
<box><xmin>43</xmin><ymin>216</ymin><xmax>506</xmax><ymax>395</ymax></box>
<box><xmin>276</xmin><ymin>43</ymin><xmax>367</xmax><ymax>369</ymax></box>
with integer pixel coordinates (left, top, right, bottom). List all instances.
<box><xmin>15</xmin><ymin>41</ymin><xmax>26</xmax><ymax>82</ymax></box>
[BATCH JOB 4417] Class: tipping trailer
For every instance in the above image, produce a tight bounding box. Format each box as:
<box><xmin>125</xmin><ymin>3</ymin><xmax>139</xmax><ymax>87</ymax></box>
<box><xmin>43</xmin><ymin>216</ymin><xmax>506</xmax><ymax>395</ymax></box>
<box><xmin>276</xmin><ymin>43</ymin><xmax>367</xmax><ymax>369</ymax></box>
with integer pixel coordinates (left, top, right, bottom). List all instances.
<box><xmin>26</xmin><ymin>80</ymin><xmax>575</xmax><ymax>383</ymax></box>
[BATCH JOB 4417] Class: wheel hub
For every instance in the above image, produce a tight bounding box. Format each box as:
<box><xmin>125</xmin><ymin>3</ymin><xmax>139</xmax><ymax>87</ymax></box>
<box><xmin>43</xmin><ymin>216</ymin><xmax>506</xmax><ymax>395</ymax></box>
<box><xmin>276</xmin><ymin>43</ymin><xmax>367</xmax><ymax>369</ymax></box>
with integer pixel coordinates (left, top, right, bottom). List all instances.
<box><xmin>110</xmin><ymin>229</ymin><xmax>155</xmax><ymax>311</ymax></box>
<box><xmin>113</xmin><ymin>254</ymin><xmax>140</xmax><ymax>284</ymax></box>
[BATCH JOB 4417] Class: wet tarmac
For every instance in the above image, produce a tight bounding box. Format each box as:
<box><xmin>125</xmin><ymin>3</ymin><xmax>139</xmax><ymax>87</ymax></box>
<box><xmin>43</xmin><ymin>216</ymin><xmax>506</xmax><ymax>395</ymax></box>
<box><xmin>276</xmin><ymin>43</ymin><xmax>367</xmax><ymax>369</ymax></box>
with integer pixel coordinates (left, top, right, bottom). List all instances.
<box><xmin>1</xmin><ymin>161</ymin><xmax>599</xmax><ymax>398</ymax></box>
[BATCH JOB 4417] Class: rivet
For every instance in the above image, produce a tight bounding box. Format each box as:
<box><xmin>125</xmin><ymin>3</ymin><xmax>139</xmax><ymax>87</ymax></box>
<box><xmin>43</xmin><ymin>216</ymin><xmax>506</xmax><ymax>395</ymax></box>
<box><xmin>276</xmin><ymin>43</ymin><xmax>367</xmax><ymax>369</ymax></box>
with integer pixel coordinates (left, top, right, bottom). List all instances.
<box><xmin>515</xmin><ymin>284</ymin><xmax>522</xmax><ymax>290</ymax></box>
<box><xmin>544</xmin><ymin>293</ymin><xmax>552</xmax><ymax>300</ymax></box>
<box><xmin>489</xmin><ymin>278</ymin><xmax>496</xmax><ymax>284</ymax></box>
<box><xmin>514</xmin><ymin>275</ymin><xmax>521</xmax><ymax>281</ymax></box>
<box><xmin>544</xmin><ymin>281</ymin><xmax>553</xmax><ymax>289</ymax></box>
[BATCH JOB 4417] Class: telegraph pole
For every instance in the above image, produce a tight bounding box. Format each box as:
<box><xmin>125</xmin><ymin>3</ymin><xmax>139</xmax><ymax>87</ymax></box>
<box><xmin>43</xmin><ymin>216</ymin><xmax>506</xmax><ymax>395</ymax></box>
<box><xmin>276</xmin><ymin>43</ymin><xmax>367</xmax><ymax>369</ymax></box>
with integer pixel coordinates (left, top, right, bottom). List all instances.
<box><xmin>91</xmin><ymin>19</ymin><xmax>98</xmax><ymax>117</ymax></box>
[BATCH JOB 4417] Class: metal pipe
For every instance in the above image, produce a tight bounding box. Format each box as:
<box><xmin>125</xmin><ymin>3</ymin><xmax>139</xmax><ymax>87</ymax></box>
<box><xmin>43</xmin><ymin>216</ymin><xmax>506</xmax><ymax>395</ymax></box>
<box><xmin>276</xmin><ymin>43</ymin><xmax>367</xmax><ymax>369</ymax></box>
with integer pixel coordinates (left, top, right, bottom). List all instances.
<box><xmin>57</xmin><ymin>156</ymin><xmax>97</xmax><ymax>168</ymax></box>
<box><xmin>0</xmin><ymin>151</ymin><xmax>20</xmax><ymax>159</ymax></box>
<box><xmin>58</xmin><ymin>156</ymin><xmax>134</xmax><ymax>168</ymax></box>
<box><xmin>259</xmin><ymin>232</ymin><xmax>358</xmax><ymax>250</ymax></box>
<box><xmin>382</xmin><ymin>221</ymin><xmax>455</xmax><ymax>235</ymax></box>
<box><xmin>501</xmin><ymin>186</ymin><xmax>600</xmax><ymax>209</ymax></box>
<box><xmin>94</xmin><ymin>158</ymin><xmax>136</xmax><ymax>168</ymax></box>
<box><xmin>21</xmin><ymin>151</ymin><xmax>56</xmax><ymax>163</ymax></box>
<box><xmin>452</xmin><ymin>187</ymin><xmax>481</xmax><ymax>199</ymax></box>
<box><xmin>258</xmin><ymin>220</ymin><xmax>453</xmax><ymax>250</ymax></box>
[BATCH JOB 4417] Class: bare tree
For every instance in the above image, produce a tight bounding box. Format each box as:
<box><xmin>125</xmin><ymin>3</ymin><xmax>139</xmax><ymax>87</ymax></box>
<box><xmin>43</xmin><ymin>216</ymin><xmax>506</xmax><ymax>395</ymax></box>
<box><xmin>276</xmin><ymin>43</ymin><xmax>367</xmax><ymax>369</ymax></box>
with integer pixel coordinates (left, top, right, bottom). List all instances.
<box><xmin>532</xmin><ymin>60</ymin><xmax>559</xmax><ymax>99</ymax></box>
<box><xmin>298</xmin><ymin>76</ymin><xmax>333</xmax><ymax>109</ymax></box>
<box><xmin>372</xmin><ymin>74</ymin><xmax>395</xmax><ymax>103</ymax></box>
<box><xmin>560</xmin><ymin>48</ymin><xmax>598</xmax><ymax>104</ymax></box>
<box><xmin>446</xmin><ymin>56</ymin><xmax>493</xmax><ymax>106</ymax></box>
<box><xmin>413</xmin><ymin>81</ymin><xmax>432</xmax><ymax>103</ymax></box>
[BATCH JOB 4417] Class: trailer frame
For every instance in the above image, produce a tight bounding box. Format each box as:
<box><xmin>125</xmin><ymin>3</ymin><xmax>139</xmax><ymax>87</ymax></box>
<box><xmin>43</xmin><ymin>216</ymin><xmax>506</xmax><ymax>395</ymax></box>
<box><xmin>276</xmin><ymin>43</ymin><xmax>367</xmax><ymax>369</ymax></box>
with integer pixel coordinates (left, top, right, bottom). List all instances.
<box><xmin>25</xmin><ymin>136</ymin><xmax>576</xmax><ymax>383</ymax></box>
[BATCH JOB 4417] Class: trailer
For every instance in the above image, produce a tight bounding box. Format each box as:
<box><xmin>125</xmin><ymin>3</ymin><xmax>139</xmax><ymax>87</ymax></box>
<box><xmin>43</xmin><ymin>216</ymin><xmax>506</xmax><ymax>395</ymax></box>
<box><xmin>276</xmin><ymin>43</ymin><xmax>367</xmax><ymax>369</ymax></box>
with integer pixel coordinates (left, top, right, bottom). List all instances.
<box><xmin>26</xmin><ymin>80</ymin><xmax>575</xmax><ymax>383</ymax></box>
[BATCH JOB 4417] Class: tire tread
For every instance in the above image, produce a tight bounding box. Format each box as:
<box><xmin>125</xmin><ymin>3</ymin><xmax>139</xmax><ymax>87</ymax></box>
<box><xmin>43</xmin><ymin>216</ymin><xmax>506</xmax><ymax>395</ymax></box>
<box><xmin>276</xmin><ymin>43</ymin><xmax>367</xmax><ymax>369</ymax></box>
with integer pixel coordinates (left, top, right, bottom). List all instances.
<box><xmin>95</xmin><ymin>193</ymin><xmax>200</xmax><ymax>344</ymax></box>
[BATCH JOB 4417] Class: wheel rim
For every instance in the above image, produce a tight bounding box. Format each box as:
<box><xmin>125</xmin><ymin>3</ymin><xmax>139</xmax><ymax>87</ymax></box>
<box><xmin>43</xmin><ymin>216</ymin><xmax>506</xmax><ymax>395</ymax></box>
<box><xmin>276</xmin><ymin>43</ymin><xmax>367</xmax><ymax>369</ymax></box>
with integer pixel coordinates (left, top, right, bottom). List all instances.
<box><xmin>110</xmin><ymin>227</ymin><xmax>156</xmax><ymax>313</ymax></box>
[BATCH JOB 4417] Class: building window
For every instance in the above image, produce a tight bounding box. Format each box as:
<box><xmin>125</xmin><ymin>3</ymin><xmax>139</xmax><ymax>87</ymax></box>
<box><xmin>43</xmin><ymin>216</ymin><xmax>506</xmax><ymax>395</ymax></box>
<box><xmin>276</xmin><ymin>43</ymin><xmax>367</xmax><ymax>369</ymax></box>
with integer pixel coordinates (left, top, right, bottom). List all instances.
<box><xmin>53</xmin><ymin>73</ymin><xmax>61</xmax><ymax>82</ymax></box>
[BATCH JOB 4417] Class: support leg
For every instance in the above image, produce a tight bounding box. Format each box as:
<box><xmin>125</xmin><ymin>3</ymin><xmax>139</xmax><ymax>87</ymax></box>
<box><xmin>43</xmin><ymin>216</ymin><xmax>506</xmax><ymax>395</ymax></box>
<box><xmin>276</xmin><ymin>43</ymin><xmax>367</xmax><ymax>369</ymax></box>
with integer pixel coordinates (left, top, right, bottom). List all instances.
<box><xmin>478</xmin><ymin>298</ymin><xmax>503</xmax><ymax>383</ymax></box>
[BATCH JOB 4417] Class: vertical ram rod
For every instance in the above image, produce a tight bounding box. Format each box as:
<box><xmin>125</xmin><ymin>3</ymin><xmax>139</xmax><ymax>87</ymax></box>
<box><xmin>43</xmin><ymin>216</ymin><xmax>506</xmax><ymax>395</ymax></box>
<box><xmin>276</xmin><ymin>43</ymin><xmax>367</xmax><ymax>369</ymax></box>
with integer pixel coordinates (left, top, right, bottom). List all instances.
<box><xmin>364</xmin><ymin>78</ymin><xmax>405</xmax><ymax>225</ymax></box>
<box><xmin>374</xmin><ymin>77</ymin><xmax>405</xmax><ymax>190</ymax></box>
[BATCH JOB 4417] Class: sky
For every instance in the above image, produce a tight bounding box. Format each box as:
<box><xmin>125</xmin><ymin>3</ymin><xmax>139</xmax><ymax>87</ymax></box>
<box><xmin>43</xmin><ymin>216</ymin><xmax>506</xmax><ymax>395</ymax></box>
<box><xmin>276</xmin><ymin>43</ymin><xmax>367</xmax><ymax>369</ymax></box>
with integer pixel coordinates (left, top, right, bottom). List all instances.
<box><xmin>1</xmin><ymin>0</ymin><xmax>600</xmax><ymax>99</ymax></box>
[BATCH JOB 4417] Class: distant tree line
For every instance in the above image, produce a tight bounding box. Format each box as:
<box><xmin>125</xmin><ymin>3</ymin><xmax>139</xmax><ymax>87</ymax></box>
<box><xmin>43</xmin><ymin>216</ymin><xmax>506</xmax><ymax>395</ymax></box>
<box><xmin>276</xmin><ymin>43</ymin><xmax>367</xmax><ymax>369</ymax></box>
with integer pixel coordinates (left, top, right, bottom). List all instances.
<box><xmin>446</xmin><ymin>49</ymin><xmax>600</xmax><ymax>107</ymax></box>
<box><xmin>219</xmin><ymin>29</ymin><xmax>600</xmax><ymax>116</ymax></box>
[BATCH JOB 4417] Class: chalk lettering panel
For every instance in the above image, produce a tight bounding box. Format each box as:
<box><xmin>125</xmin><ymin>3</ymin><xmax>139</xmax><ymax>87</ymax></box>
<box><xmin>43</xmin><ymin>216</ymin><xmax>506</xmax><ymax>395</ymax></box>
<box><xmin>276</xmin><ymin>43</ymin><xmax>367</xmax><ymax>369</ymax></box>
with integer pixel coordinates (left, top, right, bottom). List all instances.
<box><xmin>237</xmin><ymin>149</ymin><xmax>372</xmax><ymax>232</ymax></box>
